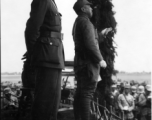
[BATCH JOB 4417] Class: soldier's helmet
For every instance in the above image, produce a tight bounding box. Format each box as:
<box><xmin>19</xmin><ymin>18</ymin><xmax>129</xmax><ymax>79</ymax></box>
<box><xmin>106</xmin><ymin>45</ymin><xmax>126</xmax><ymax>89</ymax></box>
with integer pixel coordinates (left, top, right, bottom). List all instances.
<box><xmin>16</xmin><ymin>83</ymin><xmax>22</xmax><ymax>89</ymax></box>
<box><xmin>147</xmin><ymin>93</ymin><xmax>152</xmax><ymax>99</ymax></box>
<box><xmin>4</xmin><ymin>87</ymin><xmax>11</xmax><ymax>94</ymax></box>
<box><xmin>124</xmin><ymin>84</ymin><xmax>131</xmax><ymax>89</ymax></box>
<box><xmin>138</xmin><ymin>85</ymin><xmax>145</xmax><ymax>94</ymax></box>
<box><xmin>131</xmin><ymin>86</ymin><xmax>137</xmax><ymax>93</ymax></box>
<box><xmin>73</xmin><ymin>0</ymin><xmax>92</xmax><ymax>14</ymax></box>
<box><xmin>117</xmin><ymin>82</ymin><xmax>121</xmax><ymax>86</ymax></box>
<box><xmin>145</xmin><ymin>85</ymin><xmax>151</xmax><ymax>92</ymax></box>
<box><xmin>10</xmin><ymin>84</ymin><xmax>16</xmax><ymax>90</ymax></box>
<box><xmin>2</xmin><ymin>83</ymin><xmax>8</xmax><ymax>88</ymax></box>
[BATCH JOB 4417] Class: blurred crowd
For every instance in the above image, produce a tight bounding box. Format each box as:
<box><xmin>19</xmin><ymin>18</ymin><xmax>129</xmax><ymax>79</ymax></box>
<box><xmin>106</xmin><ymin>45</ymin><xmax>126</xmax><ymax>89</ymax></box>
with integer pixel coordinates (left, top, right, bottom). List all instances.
<box><xmin>1</xmin><ymin>81</ymin><xmax>22</xmax><ymax>110</ymax></box>
<box><xmin>1</xmin><ymin>80</ymin><xmax>151</xmax><ymax>120</ymax></box>
<box><xmin>110</xmin><ymin>80</ymin><xmax>151</xmax><ymax>120</ymax></box>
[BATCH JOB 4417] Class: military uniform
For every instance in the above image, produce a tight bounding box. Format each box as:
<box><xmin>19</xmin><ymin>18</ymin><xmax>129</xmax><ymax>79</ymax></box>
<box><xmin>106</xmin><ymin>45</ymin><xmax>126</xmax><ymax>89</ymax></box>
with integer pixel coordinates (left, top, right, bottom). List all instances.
<box><xmin>24</xmin><ymin>0</ymin><xmax>64</xmax><ymax>120</ymax></box>
<box><xmin>72</xmin><ymin>1</ymin><xmax>104</xmax><ymax>119</ymax></box>
<box><xmin>73</xmin><ymin>14</ymin><xmax>103</xmax><ymax>81</ymax></box>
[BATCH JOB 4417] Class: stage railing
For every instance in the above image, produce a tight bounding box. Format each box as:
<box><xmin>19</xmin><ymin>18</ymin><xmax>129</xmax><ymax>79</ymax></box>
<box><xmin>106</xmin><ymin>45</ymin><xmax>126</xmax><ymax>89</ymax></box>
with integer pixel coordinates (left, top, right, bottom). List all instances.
<box><xmin>91</xmin><ymin>98</ymin><xmax>124</xmax><ymax>120</ymax></box>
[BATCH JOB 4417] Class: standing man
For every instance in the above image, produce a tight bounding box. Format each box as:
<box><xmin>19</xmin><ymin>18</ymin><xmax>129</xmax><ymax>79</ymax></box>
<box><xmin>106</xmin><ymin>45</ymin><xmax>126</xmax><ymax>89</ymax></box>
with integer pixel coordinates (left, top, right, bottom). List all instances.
<box><xmin>24</xmin><ymin>0</ymin><xmax>64</xmax><ymax>120</ymax></box>
<box><xmin>72</xmin><ymin>0</ymin><xmax>112</xmax><ymax>120</ymax></box>
<box><xmin>118</xmin><ymin>84</ymin><xmax>135</xmax><ymax>120</ymax></box>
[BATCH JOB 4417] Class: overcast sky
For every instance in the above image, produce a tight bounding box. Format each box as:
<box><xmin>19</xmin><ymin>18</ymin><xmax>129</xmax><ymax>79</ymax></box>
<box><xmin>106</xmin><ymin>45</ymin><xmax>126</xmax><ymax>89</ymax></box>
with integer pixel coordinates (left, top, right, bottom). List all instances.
<box><xmin>1</xmin><ymin>0</ymin><xmax>152</xmax><ymax>72</ymax></box>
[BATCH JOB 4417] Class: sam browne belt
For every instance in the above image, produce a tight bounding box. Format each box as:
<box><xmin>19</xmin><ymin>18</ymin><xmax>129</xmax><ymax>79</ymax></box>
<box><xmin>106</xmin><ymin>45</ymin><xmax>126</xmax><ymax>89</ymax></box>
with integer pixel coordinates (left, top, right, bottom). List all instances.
<box><xmin>40</xmin><ymin>31</ymin><xmax>63</xmax><ymax>40</ymax></box>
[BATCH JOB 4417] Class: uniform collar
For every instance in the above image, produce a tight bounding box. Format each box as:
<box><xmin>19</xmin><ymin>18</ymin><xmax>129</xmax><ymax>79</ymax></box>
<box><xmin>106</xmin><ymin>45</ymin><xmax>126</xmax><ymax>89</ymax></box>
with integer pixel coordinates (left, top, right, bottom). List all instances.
<box><xmin>78</xmin><ymin>13</ymin><xmax>90</xmax><ymax>20</ymax></box>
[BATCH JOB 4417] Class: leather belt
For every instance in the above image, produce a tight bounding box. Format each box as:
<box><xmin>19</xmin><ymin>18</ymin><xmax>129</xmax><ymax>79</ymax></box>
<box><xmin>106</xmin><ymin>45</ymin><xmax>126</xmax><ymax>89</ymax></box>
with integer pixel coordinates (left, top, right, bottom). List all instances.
<box><xmin>40</xmin><ymin>31</ymin><xmax>63</xmax><ymax>40</ymax></box>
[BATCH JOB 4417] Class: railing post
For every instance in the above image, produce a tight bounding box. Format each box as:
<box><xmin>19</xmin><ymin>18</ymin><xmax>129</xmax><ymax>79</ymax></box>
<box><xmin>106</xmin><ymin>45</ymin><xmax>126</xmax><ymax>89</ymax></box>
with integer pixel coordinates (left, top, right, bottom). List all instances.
<box><xmin>122</xmin><ymin>110</ymin><xmax>124</xmax><ymax>120</ymax></box>
<box><xmin>92</xmin><ymin>101</ymin><xmax>96</xmax><ymax>115</ymax></box>
<box><xmin>96</xmin><ymin>98</ymin><xmax>101</xmax><ymax>120</ymax></box>
<box><xmin>104</xmin><ymin>101</ymin><xmax>106</xmax><ymax>108</ymax></box>
<box><xmin>110</xmin><ymin>106</ymin><xmax>112</xmax><ymax>120</ymax></box>
<box><xmin>104</xmin><ymin>101</ymin><xmax>106</xmax><ymax>120</ymax></box>
<box><xmin>96</xmin><ymin>98</ymin><xmax>98</xmax><ymax>120</ymax></box>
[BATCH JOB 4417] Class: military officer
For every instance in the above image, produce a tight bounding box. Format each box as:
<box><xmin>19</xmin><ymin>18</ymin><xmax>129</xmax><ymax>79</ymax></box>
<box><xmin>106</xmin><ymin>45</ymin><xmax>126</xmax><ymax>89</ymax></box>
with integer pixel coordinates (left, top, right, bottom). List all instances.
<box><xmin>24</xmin><ymin>0</ymin><xmax>64</xmax><ymax>120</ymax></box>
<box><xmin>72</xmin><ymin>0</ymin><xmax>112</xmax><ymax>120</ymax></box>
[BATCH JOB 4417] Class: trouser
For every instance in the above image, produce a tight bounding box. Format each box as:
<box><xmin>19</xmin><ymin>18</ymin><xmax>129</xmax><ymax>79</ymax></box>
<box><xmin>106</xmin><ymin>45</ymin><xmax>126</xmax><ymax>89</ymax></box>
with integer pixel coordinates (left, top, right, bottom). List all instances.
<box><xmin>21</xmin><ymin>60</ymin><xmax>36</xmax><ymax>88</ymax></box>
<box><xmin>31</xmin><ymin>67</ymin><xmax>61</xmax><ymax>120</ymax></box>
<box><xmin>73</xmin><ymin>66</ymin><xmax>98</xmax><ymax>120</ymax></box>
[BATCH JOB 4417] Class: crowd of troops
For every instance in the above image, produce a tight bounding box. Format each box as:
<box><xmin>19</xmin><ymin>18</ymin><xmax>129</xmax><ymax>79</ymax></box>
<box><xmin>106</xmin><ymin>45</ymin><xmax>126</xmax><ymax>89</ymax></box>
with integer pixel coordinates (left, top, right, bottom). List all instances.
<box><xmin>1</xmin><ymin>80</ymin><xmax>151</xmax><ymax>120</ymax></box>
<box><xmin>1</xmin><ymin>81</ymin><xmax>22</xmax><ymax>110</ymax></box>
<box><xmin>110</xmin><ymin>81</ymin><xmax>151</xmax><ymax>120</ymax></box>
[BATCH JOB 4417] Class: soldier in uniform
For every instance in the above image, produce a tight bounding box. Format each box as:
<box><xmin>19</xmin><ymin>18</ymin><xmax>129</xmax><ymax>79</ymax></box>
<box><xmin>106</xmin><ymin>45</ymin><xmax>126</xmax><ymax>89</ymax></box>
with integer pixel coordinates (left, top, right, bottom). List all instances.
<box><xmin>72</xmin><ymin>0</ymin><xmax>112</xmax><ymax>120</ymax></box>
<box><xmin>24</xmin><ymin>0</ymin><xmax>64</xmax><ymax>120</ymax></box>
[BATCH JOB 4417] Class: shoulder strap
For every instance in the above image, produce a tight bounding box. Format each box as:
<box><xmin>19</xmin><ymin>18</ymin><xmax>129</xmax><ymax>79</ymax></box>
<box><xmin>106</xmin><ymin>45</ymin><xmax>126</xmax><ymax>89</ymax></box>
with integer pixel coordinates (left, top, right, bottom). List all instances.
<box><xmin>143</xmin><ymin>93</ymin><xmax>146</xmax><ymax>99</ymax></box>
<box><xmin>137</xmin><ymin>93</ymin><xmax>140</xmax><ymax>101</ymax></box>
<box><xmin>123</xmin><ymin>94</ymin><xmax>131</xmax><ymax>107</ymax></box>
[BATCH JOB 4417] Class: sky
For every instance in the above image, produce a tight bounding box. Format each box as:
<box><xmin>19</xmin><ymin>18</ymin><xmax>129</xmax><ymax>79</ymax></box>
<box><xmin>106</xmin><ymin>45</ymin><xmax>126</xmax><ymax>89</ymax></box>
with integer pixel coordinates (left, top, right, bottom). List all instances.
<box><xmin>1</xmin><ymin>0</ymin><xmax>152</xmax><ymax>72</ymax></box>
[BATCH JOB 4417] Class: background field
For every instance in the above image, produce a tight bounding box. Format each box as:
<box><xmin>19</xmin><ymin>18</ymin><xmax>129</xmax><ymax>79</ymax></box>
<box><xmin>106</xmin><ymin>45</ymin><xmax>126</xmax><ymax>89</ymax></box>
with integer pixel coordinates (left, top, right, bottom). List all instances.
<box><xmin>112</xmin><ymin>73</ymin><xmax>151</xmax><ymax>84</ymax></box>
<box><xmin>1</xmin><ymin>73</ymin><xmax>151</xmax><ymax>85</ymax></box>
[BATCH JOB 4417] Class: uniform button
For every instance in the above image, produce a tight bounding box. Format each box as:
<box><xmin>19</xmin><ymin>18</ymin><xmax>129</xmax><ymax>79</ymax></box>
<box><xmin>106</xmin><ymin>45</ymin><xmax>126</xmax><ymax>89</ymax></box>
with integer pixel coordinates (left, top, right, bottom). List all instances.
<box><xmin>50</xmin><ymin>42</ymin><xmax>53</xmax><ymax>45</ymax></box>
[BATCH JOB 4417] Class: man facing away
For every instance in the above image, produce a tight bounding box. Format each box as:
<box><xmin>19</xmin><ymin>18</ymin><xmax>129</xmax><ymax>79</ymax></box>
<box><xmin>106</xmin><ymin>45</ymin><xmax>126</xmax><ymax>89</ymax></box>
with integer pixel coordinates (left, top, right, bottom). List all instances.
<box><xmin>24</xmin><ymin>0</ymin><xmax>64</xmax><ymax>120</ymax></box>
<box><xmin>72</xmin><ymin>0</ymin><xmax>112</xmax><ymax>120</ymax></box>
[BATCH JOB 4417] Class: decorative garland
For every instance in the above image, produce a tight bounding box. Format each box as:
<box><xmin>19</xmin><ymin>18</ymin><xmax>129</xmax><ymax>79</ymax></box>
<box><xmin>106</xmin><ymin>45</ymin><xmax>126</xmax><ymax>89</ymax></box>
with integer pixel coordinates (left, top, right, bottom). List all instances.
<box><xmin>88</xmin><ymin>0</ymin><xmax>117</xmax><ymax>88</ymax></box>
<box><xmin>87</xmin><ymin>0</ymin><xmax>118</xmax><ymax>110</ymax></box>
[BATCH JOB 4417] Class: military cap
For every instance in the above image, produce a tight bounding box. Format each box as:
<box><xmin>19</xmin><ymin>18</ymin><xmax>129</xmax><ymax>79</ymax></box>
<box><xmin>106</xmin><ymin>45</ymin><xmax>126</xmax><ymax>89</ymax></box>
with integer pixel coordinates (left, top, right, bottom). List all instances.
<box><xmin>145</xmin><ymin>85</ymin><xmax>151</xmax><ymax>92</ymax></box>
<box><xmin>131</xmin><ymin>86</ymin><xmax>137</xmax><ymax>89</ymax></box>
<box><xmin>73</xmin><ymin>0</ymin><xmax>92</xmax><ymax>13</ymax></box>
<box><xmin>4</xmin><ymin>87</ymin><xmax>11</xmax><ymax>94</ymax></box>
<box><xmin>117</xmin><ymin>82</ymin><xmax>121</xmax><ymax>86</ymax></box>
<box><xmin>124</xmin><ymin>84</ymin><xmax>130</xmax><ymax>89</ymax></box>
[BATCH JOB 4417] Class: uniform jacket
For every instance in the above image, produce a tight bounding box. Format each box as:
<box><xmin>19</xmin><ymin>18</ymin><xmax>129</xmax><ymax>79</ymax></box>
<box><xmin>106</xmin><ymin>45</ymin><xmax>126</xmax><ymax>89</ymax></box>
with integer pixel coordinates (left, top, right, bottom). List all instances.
<box><xmin>25</xmin><ymin>0</ymin><xmax>64</xmax><ymax>69</ymax></box>
<box><xmin>2</xmin><ymin>95</ymin><xmax>18</xmax><ymax>108</ymax></box>
<box><xmin>118</xmin><ymin>93</ymin><xmax>135</xmax><ymax>119</ymax></box>
<box><xmin>72</xmin><ymin>14</ymin><xmax>103</xmax><ymax>80</ymax></box>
